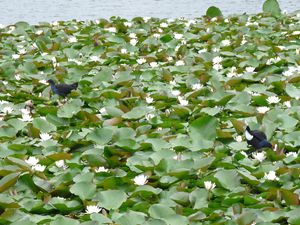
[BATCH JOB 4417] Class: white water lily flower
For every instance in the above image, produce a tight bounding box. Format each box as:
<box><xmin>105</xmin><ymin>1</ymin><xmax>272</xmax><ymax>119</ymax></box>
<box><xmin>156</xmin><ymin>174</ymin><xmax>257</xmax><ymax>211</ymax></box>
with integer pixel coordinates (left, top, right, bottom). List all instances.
<box><xmin>198</xmin><ymin>48</ymin><xmax>207</xmax><ymax>53</ymax></box>
<box><xmin>68</xmin><ymin>36</ymin><xmax>77</xmax><ymax>43</ymax></box>
<box><xmin>264</xmin><ymin>171</ymin><xmax>279</xmax><ymax>181</ymax></box>
<box><xmin>175</xmin><ymin>60</ymin><xmax>185</xmax><ymax>66</ymax></box>
<box><xmin>25</xmin><ymin>156</ymin><xmax>39</xmax><ymax>166</ymax></box>
<box><xmin>245</xmin><ymin>67</ymin><xmax>256</xmax><ymax>73</ymax></box>
<box><xmin>286</xmin><ymin>152</ymin><xmax>297</xmax><ymax>158</ymax></box>
<box><xmin>296</xmin><ymin>49</ymin><xmax>300</xmax><ymax>55</ymax></box>
<box><xmin>167</xmin><ymin>56</ymin><xmax>173</xmax><ymax>62</ymax></box>
<box><xmin>175</xmin><ymin>45</ymin><xmax>181</xmax><ymax>52</ymax></box>
<box><xmin>146</xmin><ymin>96</ymin><xmax>154</xmax><ymax>104</ymax></box>
<box><xmin>120</xmin><ymin>48</ymin><xmax>127</xmax><ymax>54</ymax></box>
<box><xmin>212</xmin><ymin>47</ymin><xmax>220</xmax><ymax>52</ymax></box>
<box><xmin>160</xmin><ymin>22</ymin><xmax>168</xmax><ymax>28</ymax></box>
<box><xmin>173</xmin><ymin>154</ymin><xmax>182</xmax><ymax>161</ymax></box>
<box><xmin>143</xmin><ymin>17</ymin><xmax>151</xmax><ymax>22</ymax></box>
<box><xmin>150</xmin><ymin>62</ymin><xmax>158</xmax><ymax>68</ymax></box>
<box><xmin>267</xmin><ymin>96</ymin><xmax>280</xmax><ymax>104</ymax></box>
<box><xmin>241</xmin><ymin>37</ymin><xmax>247</xmax><ymax>45</ymax></box>
<box><xmin>95</xmin><ymin>166</ymin><xmax>109</xmax><ymax>173</ymax></box>
<box><xmin>15</xmin><ymin>74</ymin><xmax>21</xmax><ymax>80</ymax></box>
<box><xmin>171</xmin><ymin>90</ymin><xmax>180</xmax><ymax>96</ymax></box>
<box><xmin>145</xmin><ymin>113</ymin><xmax>155</xmax><ymax>121</ymax></box>
<box><xmin>130</xmin><ymin>38</ymin><xmax>138</xmax><ymax>46</ymax></box>
<box><xmin>170</xmin><ymin>80</ymin><xmax>177</xmax><ymax>86</ymax></box>
<box><xmin>18</xmin><ymin>48</ymin><xmax>26</xmax><ymax>55</ymax></box>
<box><xmin>52</xmin><ymin>21</ymin><xmax>59</xmax><ymax>26</ymax></box>
<box><xmin>277</xmin><ymin>46</ymin><xmax>286</xmax><ymax>50</ymax></box>
<box><xmin>20</xmin><ymin>113</ymin><xmax>33</xmax><ymax>122</ymax></box>
<box><xmin>226</xmin><ymin>66</ymin><xmax>237</xmax><ymax>78</ymax></box>
<box><xmin>55</xmin><ymin>160</ymin><xmax>67</xmax><ymax>168</ymax></box>
<box><xmin>212</xmin><ymin>56</ymin><xmax>223</xmax><ymax>64</ymax></box>
<box><xmin>174</xmin><ymin>33</ymin><xmax>183</xmax><ymax>39</ymax></box>
<box><xmin>12</xmin><ymin>54</ymin><xmax>20</xmax><ymax>59</ymax></box>
<box><xmin>292</xmin><ymin>31</ymin><xmax>300</xmax><ymax>35</ymax></box>
<box><xmin>133</xmin><ymin>174</ymin><xmax>148</xmax><ymax>185</ymax></box>
<box><xmin>85</xmin><ymin>205</ymin><xmax>102</xmax><ymax>214</ymax></box>
<box><xmin>153</xmin><ymin>33</ymin><xmax>160</xmax><ymax>38</ymax></box>
<box><xmin>0</xmin><ymin>100</ymin><xmax>9</xmax><ymax>105</ymax></box>
<box><xmin>32</xmin><ymin>164</ymin><xmax>46</xmax><ymax>172</ymax></box>
<box><xmin>40</xmin><ymin>133</ymin><xmax>52</xmax><ymax>141</ymax></box>
<box><xmin>105</xmin><ymin>27</ymin><xmax>116</xmax><ymax>33</ymax></box>
<box><xmin>39</xmin><ymin>79</ymin><xmax>48</xmax><ymax>85</ymax></box>
<box><xmin>99</xmin><ymin>107</ymin><xmax>107</xmax><ymax>115</ymax></box>
<box><xmin>90</xmin><ymin>55</ymin><xmax>101</xmax><ymax>62</ymax></box>
<box><xmin>192</xmin><ymin>83</ymin><xmax>203</xmax><ymax>91</ymax></box>
<box><xmin>257</xmin><ymin>106</ymin><xmax>270</xmax><ymax>114</ymax></box>
<box><xmin>35</xmin><ymin>30</ymin><xmax>43</xmax><ymax>35</ymax></box>
<box><xmin>211</xmin><ymin>17</ymin><xmax>218</xmax><ymax>22</ymax></box>
<box><xmin>204</xmin><ymin>181</ymin><xmax>216</xmax><ymax>191</ymax></box>
<box><xmin>129</xmin><ymin>33</ymin><xmax>137</xmax><ymax>39</ymax></box>
<box><xmin>284</xmin><ymin>101</ymin><xmax>291</xmax><ymax>108</ymax></box>
<box><xmin>213</xmin><ymin>63</ymin><xmax>223</xmax><ymax>71</ymax></box>
<box><xmin>266</xmin><ymin>57</ymin><xmax>281</xmax><ymax>65</ymax></box>
<box><xmin>252</xmin><ymin>152</ymin><xmax>266</xmax><ymax>162</ymax></box>
<box><xmin>137</xmin><ymin>58</ymin><xmax>146</xmax><ymax>64</ymax></box>
<box><xmin>235</xmin><ymin>135</ymin><xmax>243</xmax><ymax>142</ymax></box>
<box><xmin>178</xmin><ymin>96</ymin><xmax>189</xmax><ymax>106</ymax></box>
<box><xmin>2</xmin><ymin>106</ymin><xmax>13</xmax><ymax>114</ymax></box>
<box><xmin>185</xmin><ymin>19</ymin><xmax>196</xmax><ymax>27</ymax></box>
<box><xmin>221</xmin><ymin>39</ymin><xmax>231</xmax><ymax>46</ymax></box>
<box><xmin>124</xmin><ymin>22</ymin><xmax>132</xmax><ymax>27</ymax></box>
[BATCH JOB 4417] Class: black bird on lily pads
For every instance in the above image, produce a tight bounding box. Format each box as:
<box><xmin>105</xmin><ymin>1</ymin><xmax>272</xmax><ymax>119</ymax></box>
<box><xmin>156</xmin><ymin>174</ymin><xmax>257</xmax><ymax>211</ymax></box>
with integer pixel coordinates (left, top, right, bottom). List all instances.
<box><xmin>47</xmin><ymin>79</ymin><xmax>78</xmax><ymax>97</ymax></box>
<box><xmin>245</xmin><ymin>126</ymin><xmax>272</xmax><ymax>150</ymax></box>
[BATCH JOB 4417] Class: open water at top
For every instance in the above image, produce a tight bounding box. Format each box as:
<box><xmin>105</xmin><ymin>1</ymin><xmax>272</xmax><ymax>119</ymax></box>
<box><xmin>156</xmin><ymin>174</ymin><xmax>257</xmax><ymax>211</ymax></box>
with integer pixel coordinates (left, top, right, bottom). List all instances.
<box><xmin>0</xmin><ymin>0</ymin><xmax>299</xmax><ymax>25</ymax></box>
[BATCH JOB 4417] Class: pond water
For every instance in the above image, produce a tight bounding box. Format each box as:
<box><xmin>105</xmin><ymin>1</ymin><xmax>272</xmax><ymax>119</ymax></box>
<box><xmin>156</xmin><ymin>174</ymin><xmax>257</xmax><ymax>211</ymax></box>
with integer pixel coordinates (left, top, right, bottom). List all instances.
<box><xmin>1</xmin><ymin>0</ymin><xmax>299</xmax><ymax>25</ymax></box>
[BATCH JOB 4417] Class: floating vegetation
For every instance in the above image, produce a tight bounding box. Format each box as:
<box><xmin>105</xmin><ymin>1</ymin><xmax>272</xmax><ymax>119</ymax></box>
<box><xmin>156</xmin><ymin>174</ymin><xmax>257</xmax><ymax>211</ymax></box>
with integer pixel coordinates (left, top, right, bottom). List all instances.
<box><xmin>0</xmin><ymin>6</ymin><xmax>300</xmax><ymax>225</ymax></box>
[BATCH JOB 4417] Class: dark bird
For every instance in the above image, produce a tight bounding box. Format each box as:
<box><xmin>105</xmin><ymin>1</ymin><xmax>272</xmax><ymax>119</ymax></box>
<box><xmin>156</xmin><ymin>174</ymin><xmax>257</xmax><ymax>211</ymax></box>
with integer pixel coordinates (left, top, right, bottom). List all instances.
<box><xmin>47</xmin><ymin>79</ymin><xmax>78</xmax><ymax>97</ymax></box>
<box><xmin>245</xmin><ymin>126</ymin><xmax>272</xmax><ymax>150</ymax></box>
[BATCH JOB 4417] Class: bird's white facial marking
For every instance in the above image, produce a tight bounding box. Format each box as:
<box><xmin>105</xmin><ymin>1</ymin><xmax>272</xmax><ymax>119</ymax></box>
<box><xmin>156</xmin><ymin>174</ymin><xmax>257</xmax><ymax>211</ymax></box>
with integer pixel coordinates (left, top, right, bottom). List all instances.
<box><xmin>245</xmin><ymin>130</ymin><xmax>253</xmax><ymax>140</ymax></box>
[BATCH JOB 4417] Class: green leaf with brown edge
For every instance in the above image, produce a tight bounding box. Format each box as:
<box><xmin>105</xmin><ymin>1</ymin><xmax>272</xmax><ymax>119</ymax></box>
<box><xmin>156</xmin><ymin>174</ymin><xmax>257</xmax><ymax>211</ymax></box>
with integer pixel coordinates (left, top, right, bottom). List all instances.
<box><xmin>0</xmin><ymin>172</ymin><xmax>20</xmax><ymax>193</ymax></box>
<box><xmin>281</xmin><ymin>189</ymin><xmax>299</xmax><ymax>206</ymax></box>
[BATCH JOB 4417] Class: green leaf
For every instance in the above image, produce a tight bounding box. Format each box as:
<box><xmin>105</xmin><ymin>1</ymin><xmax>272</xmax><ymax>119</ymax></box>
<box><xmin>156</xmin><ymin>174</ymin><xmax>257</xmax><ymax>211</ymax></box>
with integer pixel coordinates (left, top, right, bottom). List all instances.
<box><xmin>11</xmin><ymin>219</ymin><xmax>36</xmax><ymax>225</ymax></box>
<box><xmin>206</xmin><ymin>6</ymin><xmax>222</xmax><ymax>18</ymax></box>
<box><xmin>189</xmin><ymin>116</ymin><xmax>217</xmax><ymax>150</ymax></box>
<box><xmin>286</xmin><ymin>84</ymin><xmax>300</xmax><ymax>98</ymax></box>
<box><xmin>70</xmin><ymin>182</ymin><xmax>96</xmax><ymax>200</ymax></box>
<box><xmin>115</xmin><ymin>210</ymin><xmax>146</xmax><ymax>225</ymax></box>
<box><xmin>32</xmin><ymin>118</ymin><xmax>56</xmax><ymax>133</ymax></box>
<box><xmin>97</xmin><ymin>190</ymin><xmax>127</xmax><ymax>210</ymax></box>
<box><xmin>86</xmin><ymin>127</ymin><xmax>114</xmax><ymax>145</ymax></box>
<box><xmin>189</xmin><ymin>188</ymin><xmax>208</xmax><ymax>209</ymax></box>
<box><xmin>263</xmin><ymin>0</ymin><xmax>281</xmax><ymax>16</ymax></box>
<box><xmin>32</xmin><ymin>176</ymin><xmax>53</xmax><ymax>192</ymax></box>
<box><xmin>57</xmin><ymin>99</ymin><xmax>84</xmax><ymax>118</ymax></box>
<box><xmin>50</xmin><ymin>216</ymin><xmax>80</xmax><ymax>225</ymax></box>
<box><xmin>0</xmin><ymin>173</ymin><xmax>20</xmax><ymax>193</ymax></box>
<box><xmin>122</xmin><ymin>106</ymin><xmax>151</xmax><ymax>120</ymax></box>
<box><xmin>214</xmin><ymin>169</ymin><xmax>241</xmax><ymax>191</ymax></box>
<box><xmin>93</xmin><ymin>67</ymin><xmax>113</xmax><ymax>83</ymax></box>
<box><xmin>149</xmin><ymin>204</ymin><xmax>175</xmax><ymax>219</ymax></box>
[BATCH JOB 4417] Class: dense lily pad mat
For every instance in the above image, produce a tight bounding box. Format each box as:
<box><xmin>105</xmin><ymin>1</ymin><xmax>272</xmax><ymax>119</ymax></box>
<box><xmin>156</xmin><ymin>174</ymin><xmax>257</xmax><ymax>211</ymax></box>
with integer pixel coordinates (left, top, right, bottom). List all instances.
<box><xmin>0</xmin><ymin>12</ymin><xmax>300</xmax><ymax>225</ymax></box>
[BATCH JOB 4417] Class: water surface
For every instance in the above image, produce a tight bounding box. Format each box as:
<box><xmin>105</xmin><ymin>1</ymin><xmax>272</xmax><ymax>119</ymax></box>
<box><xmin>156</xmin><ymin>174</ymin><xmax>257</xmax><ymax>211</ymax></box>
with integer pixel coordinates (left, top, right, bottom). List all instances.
<box><xmin>0</xmin><ymin>0</ymin><xmax>299</xmax><ymax>25</ymax></box>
